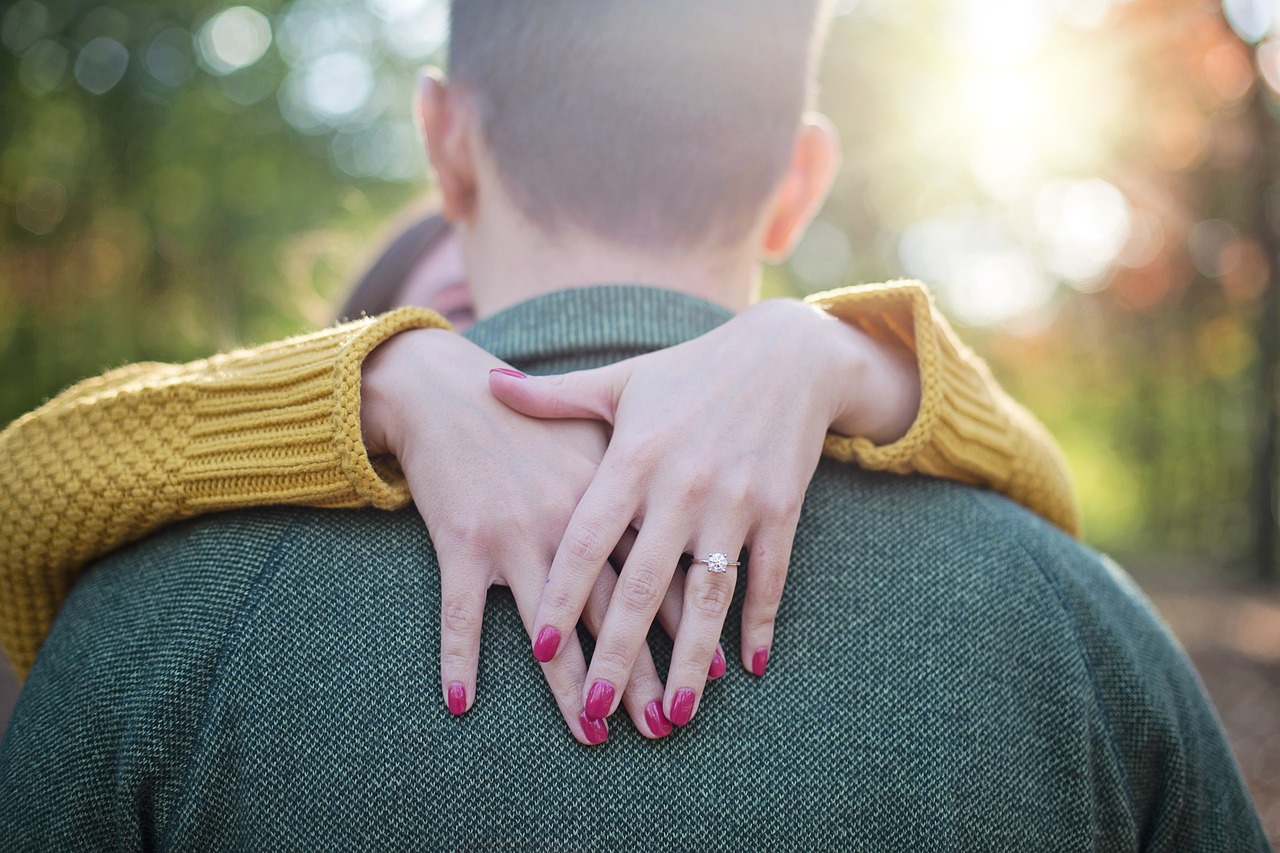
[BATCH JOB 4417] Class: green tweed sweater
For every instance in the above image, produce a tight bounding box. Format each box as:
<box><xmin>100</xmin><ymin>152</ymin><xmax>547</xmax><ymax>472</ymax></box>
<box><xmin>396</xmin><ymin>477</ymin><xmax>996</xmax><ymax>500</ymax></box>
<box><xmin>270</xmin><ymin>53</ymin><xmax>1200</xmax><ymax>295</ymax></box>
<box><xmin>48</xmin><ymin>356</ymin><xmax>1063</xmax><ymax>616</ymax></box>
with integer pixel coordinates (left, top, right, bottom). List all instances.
<box><xmin>0</xmin><ymin>287</ymin><xmax>1267</xmax><ymax>851</ymax></box>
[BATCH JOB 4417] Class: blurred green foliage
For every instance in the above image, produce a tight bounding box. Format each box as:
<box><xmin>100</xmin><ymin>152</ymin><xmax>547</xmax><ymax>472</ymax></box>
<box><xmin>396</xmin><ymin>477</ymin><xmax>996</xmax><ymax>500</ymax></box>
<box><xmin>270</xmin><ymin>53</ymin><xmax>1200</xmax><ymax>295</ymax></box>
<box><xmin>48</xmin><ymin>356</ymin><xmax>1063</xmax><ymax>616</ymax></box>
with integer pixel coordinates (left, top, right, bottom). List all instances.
<box><xmin>0</xmin><ymin>0</ymin><xmax>435</xmax><ymax>419</ymax></box>
<box><xmin>1</xmin><ymin>0</ymin><xmax>1277</xmax><ymax>569</ymax></box>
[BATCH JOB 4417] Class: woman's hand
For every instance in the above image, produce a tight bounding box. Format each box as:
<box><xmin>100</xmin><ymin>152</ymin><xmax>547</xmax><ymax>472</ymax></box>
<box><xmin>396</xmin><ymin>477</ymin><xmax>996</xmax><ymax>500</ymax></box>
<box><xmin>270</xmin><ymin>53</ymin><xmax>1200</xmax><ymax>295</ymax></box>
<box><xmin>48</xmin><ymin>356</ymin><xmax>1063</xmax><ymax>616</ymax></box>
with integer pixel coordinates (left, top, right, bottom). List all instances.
<box><xmin>490</xmin><ymin>298</ymin><xmax>920</xmax><ymax>727</ymax></box>
<box><xmin>361</xmin><ymin>328</ymin><xmax>685</xmax><ymax>744</ymax></box>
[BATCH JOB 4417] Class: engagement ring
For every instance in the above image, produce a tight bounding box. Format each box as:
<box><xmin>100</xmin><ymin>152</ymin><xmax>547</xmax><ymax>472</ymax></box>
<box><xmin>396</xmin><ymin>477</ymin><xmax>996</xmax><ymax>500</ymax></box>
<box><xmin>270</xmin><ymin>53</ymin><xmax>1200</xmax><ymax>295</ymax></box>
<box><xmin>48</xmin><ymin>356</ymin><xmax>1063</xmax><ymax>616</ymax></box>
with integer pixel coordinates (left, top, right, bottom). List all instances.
<box><xmin>692</xmin><ymin>552</ymin><xmax>740</xmax><ymax>573</ymax></box>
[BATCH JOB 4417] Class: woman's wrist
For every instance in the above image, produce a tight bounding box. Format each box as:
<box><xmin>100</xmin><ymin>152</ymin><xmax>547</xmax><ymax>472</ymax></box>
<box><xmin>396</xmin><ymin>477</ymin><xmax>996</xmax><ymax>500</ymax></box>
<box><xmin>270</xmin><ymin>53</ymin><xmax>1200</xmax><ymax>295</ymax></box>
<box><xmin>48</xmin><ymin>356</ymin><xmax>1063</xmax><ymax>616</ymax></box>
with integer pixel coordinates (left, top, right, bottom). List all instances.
<box><xmin>802</xmin><ymin>302</ymin><xmax>921</xmax><ymax>445</ymax></box>
<box><xmin>360</xmin><ymin>327</ymin><xmax>461</xmax><ymax>458</ymax></box>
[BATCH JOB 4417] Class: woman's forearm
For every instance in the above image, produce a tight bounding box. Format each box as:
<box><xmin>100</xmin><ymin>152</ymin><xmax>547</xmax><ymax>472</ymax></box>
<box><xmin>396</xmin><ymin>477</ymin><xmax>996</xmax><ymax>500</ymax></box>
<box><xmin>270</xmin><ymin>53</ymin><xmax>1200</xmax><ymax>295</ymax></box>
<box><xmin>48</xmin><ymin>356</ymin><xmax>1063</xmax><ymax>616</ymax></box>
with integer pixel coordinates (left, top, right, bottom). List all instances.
<box><xmin>808</xmin><ymin>281</ymin><xmax>1080</xmax><ymax>536</ymax></box>
<box><xmin>0</xmin><ymin>307</ymin><xmax>449</xmax><ymax>678</ymax></box>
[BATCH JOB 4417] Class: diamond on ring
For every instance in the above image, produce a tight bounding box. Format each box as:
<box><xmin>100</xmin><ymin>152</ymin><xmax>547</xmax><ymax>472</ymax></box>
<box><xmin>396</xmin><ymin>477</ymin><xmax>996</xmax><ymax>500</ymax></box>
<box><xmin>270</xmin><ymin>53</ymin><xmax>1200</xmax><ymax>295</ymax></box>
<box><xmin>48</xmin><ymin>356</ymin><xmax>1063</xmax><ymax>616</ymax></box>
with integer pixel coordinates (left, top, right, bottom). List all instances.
<box><xmin>694</xmin><ymin>552</ymin><xmax>739</xmax><ymax>573</ymax></box>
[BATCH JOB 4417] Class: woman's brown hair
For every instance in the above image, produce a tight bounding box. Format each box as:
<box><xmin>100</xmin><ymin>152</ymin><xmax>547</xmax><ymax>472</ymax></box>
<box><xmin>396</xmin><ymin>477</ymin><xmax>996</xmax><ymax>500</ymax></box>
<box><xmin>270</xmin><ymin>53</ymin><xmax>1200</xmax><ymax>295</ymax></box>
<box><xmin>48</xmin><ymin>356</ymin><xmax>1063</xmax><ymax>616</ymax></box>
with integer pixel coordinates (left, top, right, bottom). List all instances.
<box><xmin>338</xmin><ymin>213</ymin><xmax>453</xmax><ymax>320</ymax></box>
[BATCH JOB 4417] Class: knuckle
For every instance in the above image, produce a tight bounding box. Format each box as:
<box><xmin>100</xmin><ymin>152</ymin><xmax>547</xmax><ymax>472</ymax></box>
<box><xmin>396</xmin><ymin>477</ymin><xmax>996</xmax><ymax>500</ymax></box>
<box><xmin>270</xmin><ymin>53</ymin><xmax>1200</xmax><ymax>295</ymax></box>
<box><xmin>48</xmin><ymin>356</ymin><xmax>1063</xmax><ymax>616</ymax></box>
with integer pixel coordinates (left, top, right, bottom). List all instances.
<box><xmin>565</xmin><ymin>521</ymin><xmax>609</xmax><ymax>568</ymax></box>
<box><xmin>591</xmin><ymin>646</ymin><xmax>633</xmax><ymax>676</ymax></box>
<box><xmin>441</xmin><ymin>596</ymin><xmax>480</xmax><ymax>636</ymax></box>
<box><xmin>544</xmin><ymin>585</ymin><xmax>581</xmax><ymax>618</ymax></box>
<box><xmin>444</xmin><ymin>515</ymin><xmax>497</xmax><ymax>558</ymax></box>
<box><xmin>745</xmin><ymin>595</ymin><xmax>781</xmax><ymax>630</ymax></box>
<box><xmin>620</xmin><ymin>567</ymin><xmax>665</xmax><ymax>611</ymax></box>
<box><xmin>680</xmin><ymin>475</ymin><xmax>713</xmax><ymax>506</ymax></box>
<box><xmin>766</xmin><ymin>492</ymin><xmax>804</xmax><ymax>524</ymax></box>
<box><xmin>750</xmin><ymin>569</ymin><xmax>787</xmax><ymax>607</ymax></box>
<box><xmin>615</xmin><ymin>436</ymin><xmax>665</xmax><ymax>479</ymax></box>
<box><xmin>690</xmin><ymin>580</ymin><xmax>731</xmax><ymax>617</ymax></box>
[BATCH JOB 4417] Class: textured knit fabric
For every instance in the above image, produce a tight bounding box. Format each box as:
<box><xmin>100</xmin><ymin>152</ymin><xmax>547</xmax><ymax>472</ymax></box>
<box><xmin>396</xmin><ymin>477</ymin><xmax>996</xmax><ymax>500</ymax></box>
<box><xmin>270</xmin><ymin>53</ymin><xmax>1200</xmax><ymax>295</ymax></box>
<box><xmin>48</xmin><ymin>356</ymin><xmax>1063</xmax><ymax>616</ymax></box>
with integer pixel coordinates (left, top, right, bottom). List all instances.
<box><xmin>0</xmin><ymin>286</ymin><xmax>1264</xmax><ymax>851</ymax></box>
<box><xmin>0</xmin><ymin>307</ymin><xmax>451</xmax><ymax>679</ymax></box>
<box><xmin>811</xmin><ymin>282</ymin><xmax>1075</xmax><ymax>536</ymax></box>
<box><xmin>0</xmin><ymin>281</ymin><xmax>1076</xmax><ymax>680</ymax></box>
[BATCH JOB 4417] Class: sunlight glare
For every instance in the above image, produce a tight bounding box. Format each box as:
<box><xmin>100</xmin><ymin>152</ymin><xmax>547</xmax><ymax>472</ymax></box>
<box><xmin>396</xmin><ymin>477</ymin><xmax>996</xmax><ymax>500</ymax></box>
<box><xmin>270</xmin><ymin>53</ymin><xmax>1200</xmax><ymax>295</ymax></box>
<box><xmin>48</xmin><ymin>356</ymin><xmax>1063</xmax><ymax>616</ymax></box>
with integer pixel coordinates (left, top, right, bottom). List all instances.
<box><xmin>898</xmin><ymin>212</ymin><xmax>1057</xmax><ymax>326</ymax></box>
<box><xmin>1034</xmin><ymin>178</ymin><xmax>1131</xmax><ymax>285</ymax></box>
<box><xmin>947</xmin><ymin>0</ymin><xmax>1054</xmax><ymax>65</ymax></box>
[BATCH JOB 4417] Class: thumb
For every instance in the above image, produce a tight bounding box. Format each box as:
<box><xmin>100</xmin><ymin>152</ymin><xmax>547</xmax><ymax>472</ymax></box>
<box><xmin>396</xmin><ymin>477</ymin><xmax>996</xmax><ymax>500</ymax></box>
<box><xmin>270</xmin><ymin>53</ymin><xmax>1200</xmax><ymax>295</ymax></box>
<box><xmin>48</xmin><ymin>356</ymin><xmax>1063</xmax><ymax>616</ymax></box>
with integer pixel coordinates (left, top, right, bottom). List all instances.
<box><xmin>488</xmin><ymin>362</ymin><xmax>629</xmax><ymax>424</ymax></box>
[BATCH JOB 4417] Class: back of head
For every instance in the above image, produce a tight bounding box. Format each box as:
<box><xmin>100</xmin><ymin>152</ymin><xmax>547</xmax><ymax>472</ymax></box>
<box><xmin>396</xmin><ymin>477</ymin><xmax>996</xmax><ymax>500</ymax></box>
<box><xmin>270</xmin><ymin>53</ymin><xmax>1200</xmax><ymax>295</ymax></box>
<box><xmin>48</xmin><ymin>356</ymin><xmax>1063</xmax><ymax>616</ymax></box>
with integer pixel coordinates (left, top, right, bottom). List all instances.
<box><xmin>448</xmin><ymin>0</ymin><xmax>827</xmax><ymax>250</ymax></box>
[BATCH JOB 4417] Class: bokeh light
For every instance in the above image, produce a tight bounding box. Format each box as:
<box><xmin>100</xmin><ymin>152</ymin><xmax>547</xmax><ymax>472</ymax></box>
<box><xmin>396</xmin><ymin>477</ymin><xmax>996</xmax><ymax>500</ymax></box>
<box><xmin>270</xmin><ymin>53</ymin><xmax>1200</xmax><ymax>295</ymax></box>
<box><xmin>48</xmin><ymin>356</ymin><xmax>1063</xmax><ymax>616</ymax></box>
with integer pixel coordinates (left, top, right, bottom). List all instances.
<box><xmin>195</xmin><ymin>6</ymin><xmax>272</xmax><ymax>76</ymax></box>
<box><xmin>73</xmin><ymin>36</ymin><xmax>128</xmax><ymax>95</ymax></box>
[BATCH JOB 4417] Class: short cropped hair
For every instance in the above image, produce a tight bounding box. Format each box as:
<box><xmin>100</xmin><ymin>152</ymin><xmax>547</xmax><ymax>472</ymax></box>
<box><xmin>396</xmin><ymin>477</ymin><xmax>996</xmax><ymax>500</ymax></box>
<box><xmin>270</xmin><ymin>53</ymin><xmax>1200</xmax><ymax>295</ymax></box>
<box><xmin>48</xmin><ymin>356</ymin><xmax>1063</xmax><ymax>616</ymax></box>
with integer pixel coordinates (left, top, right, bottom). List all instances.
<box><xmin>448</xmin><ymin>0</ymin><xmax>827</xmax><ymax>250</ymax></box>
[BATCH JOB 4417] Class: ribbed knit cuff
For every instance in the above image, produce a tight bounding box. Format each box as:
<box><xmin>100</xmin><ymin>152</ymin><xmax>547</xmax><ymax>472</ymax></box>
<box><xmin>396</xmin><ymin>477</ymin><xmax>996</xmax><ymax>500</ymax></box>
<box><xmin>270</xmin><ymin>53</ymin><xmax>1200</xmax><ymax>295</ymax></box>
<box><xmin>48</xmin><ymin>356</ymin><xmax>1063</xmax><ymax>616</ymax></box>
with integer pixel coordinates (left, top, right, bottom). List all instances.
<box><xmin>180</xmin><ymin>307</ymin><xmax>452</xmax><ymax>515</ymax></box>
<box><xmin>806</xmin><ymin>281</ymin><xmax>1080</xmax><ymax>535</ymax></box>
<box><xmin>806</xmin><ymin>281</ymin><xmax>945</xmax><ymax>472</ymax></box>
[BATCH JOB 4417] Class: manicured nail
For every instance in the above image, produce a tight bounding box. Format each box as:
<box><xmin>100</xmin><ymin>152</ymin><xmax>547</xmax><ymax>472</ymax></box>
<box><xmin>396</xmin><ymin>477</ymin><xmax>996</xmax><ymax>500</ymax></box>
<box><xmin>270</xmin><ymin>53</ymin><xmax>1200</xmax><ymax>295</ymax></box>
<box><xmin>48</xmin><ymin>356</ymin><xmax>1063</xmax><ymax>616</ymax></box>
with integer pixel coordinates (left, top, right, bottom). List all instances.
<box><xmin>670</xmin><ymin>688</ymin><xmax>696</xmax><ymax>727</ymax></box>
<box><xmin>752</xmin><ymin>646</ymin><xmax>770</xmax><ymax>678</ymax></box>
<box><xmin>708</xmin><ymin>646</ymin><xmax>727</xmax><ymax>679</ymax></box>
<box><xmin>644</xmin><ymin>700</ymin><xmax>673</xmax><ymax>737</ymax></box>
<box><xmin>584</xmin><ymin>680</ymin><xmax>616</xmax><ymax>720</ymax></box>
<box><xmin>533</xmin><ymin>626</ymin><xmax>560</xmax><ymax>662</ymax></box>
<box><xmin>490</xmin><ymin>367</ymin><xmax>527</xmax><ymax>379</ymax></box>
<box><xmin>578</xmin><ymin>710</ymin><xmax>609</xmax><ymax>745</ymax></box>
<box><xmin>447</xmin><ymin>682</ymin><xmax>467</xmax><ymax>716</ymax></box>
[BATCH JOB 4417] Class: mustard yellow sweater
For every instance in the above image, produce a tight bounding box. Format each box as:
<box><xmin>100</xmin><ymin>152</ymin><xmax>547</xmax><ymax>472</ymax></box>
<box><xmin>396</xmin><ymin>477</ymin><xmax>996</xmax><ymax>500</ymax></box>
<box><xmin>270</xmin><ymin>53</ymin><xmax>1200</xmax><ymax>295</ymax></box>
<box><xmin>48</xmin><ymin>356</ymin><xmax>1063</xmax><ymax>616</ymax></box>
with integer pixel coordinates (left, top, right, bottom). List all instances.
<box><xmin>0</xmin><ymin>281</ymin><xmax>1078</xmax><ymax>678</ymax></box>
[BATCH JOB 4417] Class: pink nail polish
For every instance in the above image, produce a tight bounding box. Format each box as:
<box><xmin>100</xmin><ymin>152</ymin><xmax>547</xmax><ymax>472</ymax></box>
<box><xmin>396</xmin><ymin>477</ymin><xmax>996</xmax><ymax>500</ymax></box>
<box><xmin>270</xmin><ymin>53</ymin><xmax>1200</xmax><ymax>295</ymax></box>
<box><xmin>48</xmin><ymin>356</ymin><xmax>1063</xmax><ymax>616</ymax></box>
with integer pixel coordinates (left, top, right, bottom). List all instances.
<box><xmin>578</xmin><ymin>710</ymin><xmax>609</xmax><ymax>745</ymax></box>
<box><xmin>490</xmin><ymin>367</ymin><xmax>527</xmax><ymax>379</ymax></box>
<box><xmin>670</xmin><ymin>688</ymin><xmax>696</xmax><ymax>727</ymax></box>
<box><xmin>447</xmin><ymin>682</ymin><xmax>467</xmax><ymax>716</ymax></box>
<box><xmin>584</xmin><ymin>680</ymin><xmax>616</xmax><ymax>720</ymax></box>
<box><xmin>644</xmin><ymin>700</ymin><xmax>673</xmax><ymax>737</ymax></box>
<box><xmin>752</xmin><ymin>646</ymin><xmax>770</xmax><ymax>678</ymax></box>
<box><xmin>708</xmin><ymin>646</ymin><xmax>727</xmax><ymax>679</ymax></box>
<box><xmin>533</xmin><ymin>626</ymin><xmax>560</xmax><ymax>662</ymax></box>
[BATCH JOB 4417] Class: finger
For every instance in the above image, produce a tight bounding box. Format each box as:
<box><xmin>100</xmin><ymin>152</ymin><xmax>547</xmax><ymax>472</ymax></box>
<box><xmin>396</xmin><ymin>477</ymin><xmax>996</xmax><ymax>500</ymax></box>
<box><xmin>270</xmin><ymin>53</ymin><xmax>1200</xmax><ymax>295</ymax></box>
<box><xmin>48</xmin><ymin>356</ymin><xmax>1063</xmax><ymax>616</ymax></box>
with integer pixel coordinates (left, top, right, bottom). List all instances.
<box><xmin>609</xmin><ymin>526</ymin><xmax>638</xmax><ymax>568</ymax></box>
<box><xmin>580</xmin><ymin>519</ymin><xmax>686</xmax><ymax>722</ymax></box>
<box><xmin>530</xmin><ymin>463</ymin><xmax>634</xmax><ymax>666</ymax></box>
<box><xmin>505</xmin><ymin>560</ymin><xmax>608</xmax><ymax>746</ymax></box>
<box><xmin>582</xmin><ymin>566</ymin><xmax>672</xmax><ymax>739</ymax></box>
<box><xmin>436</xmin><ymin>557</ymin><xmax>489</xmax><ymax>717</ymax></box>
<box><xmin>653</xmin><ymin>562</ymin><xmax>686</xmax><ymax>639</ymax></box>
<box><xmin>666</xmin><ymin>538</ymin><xmax>744</xmax><ymax>727</ymax></box>
<box><xmin>650</xmin><ymin>564</ymin><xmax>724</xmax><ymax>680</ymax></box>
<box><xmin>488</xmin><ymin>361</ymin><xmax>630</xmax><ymax>424</ymax></box>
<box><xmin>740</xmin><ymin>516</ymin><xmax>798</xmax><ymax>679</ymax></box>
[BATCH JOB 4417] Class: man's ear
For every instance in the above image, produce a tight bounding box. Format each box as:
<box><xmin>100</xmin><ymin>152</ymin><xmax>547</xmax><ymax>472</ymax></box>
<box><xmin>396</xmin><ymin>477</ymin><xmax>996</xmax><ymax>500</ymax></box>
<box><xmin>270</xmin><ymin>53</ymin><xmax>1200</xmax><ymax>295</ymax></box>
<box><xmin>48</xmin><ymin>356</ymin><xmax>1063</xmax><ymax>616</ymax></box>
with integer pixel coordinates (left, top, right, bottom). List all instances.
<box><xmin>759</xmin><ymin>113</ymin><xmax>841</xmax><ymax>262</ymax></box>
<box><xmin>417</xmin><ymin>68</ymin><xmax>479</xmax><ymax>222</ymax></box>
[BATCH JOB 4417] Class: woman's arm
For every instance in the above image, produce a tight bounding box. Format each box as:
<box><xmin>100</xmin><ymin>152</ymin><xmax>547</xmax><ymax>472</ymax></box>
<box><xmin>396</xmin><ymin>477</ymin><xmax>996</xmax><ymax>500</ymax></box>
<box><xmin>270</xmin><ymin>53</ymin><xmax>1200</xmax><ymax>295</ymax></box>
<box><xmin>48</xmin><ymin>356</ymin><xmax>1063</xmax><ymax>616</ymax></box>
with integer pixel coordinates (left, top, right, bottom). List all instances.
<box><xmin>808</xmin><ymin>280</ymin><xmax>1079</xmax><ymax>535</ymax></box>
<box><xmin>0</xmin><ymin>308</ymin><xmax>449</xmax><ymax>678</ymax></box>
<box><xmin>0</xmin><ymin>280</ymin><xmax>1077</xmax><ymax>700</ymax></box>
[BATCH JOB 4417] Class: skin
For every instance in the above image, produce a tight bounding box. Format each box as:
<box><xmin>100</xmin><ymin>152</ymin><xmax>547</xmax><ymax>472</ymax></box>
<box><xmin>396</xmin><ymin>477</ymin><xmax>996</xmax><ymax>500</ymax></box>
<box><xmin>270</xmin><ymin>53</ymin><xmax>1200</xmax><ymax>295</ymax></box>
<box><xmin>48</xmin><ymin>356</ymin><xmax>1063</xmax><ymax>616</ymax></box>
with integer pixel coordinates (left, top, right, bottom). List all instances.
<box><xmin>361</xmin><ymin>74</ymin><xmax>920</xmax><ymax>744</ymax></box>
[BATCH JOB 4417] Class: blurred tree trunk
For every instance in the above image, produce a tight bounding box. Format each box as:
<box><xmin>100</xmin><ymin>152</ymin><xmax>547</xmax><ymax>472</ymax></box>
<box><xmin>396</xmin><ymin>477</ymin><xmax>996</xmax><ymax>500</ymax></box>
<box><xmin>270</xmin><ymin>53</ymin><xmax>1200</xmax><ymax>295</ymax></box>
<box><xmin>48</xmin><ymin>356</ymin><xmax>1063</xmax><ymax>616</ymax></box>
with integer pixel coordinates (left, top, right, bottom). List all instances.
<box><xmin>1250</xmin><ymin>75</ymin><xmax>1280</xmax><ymax>585</ymax></box>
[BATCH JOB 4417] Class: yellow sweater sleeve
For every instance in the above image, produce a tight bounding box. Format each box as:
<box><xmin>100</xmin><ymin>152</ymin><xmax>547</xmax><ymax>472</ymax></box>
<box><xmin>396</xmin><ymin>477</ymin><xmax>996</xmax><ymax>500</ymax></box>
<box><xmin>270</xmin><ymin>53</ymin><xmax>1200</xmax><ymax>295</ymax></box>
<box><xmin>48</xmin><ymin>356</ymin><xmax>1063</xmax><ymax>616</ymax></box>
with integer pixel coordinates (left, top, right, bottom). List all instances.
<box><xmin>806</xmin><ymin>280</ymin><xmax>1080</xmax><ymax>537</ymax></box>
<box><xmin>0</xmin><ymin>307</ymin><xmax>450</xmax><ymax>678</ymax></box>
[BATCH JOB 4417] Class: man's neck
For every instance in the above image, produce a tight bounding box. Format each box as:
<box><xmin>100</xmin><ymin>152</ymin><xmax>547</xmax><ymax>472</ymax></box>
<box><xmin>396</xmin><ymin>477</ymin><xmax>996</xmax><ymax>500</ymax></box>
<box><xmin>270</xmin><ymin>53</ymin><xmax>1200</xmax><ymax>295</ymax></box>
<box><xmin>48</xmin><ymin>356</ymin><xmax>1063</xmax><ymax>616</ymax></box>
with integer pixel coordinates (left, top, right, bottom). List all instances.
<box><xmin>459</xmin><ymin>214</ymin><xmax>762</xmax><ymax>320</ymax></box>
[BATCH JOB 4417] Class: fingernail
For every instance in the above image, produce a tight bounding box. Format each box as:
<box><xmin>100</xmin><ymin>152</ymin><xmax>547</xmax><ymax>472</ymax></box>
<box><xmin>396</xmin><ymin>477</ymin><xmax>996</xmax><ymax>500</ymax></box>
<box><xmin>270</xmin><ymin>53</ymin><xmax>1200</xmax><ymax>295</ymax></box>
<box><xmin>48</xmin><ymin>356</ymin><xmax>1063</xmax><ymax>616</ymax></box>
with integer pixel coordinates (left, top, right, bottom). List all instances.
<box><xmin>578</xmin><ymin>710</ymin><xmax>609</xmax><ymax>745</ymax></box>
<box><xmin>644</xmin><ymin>700</ymin><xmax>673</xmax><ymax>737</ymax></box>
<box><xmin>708</xmin><ymin>646</ymin><xmax>727</xmax><ymax>679</ymax></box>
<box><xmin>669</xmin><ymin>688</ymin><xmax>696</xmax><ymax>727</ymax></box>
<box><xmin>447</xmin><ymin>682</ymin><xmax>467</xmax><ymax>716</ymax></box>
<box><xmin>752</xmin><ymin>646</ymin><xmax>770</xmax><ymax>678</ymax></box>
<box><xmin>533</xmin><ymin>626</ymin><xmax>560</xmax><ymax>662</ymax></box>
<box><xmin>490</xmin><ymin>367</ymin><xmax>527</xmax><ymax>379</ymax></box>
<box><xmin>584</xmin><ymin>680</ymin><xmax>616</xmax><ymax>720</ymax></box>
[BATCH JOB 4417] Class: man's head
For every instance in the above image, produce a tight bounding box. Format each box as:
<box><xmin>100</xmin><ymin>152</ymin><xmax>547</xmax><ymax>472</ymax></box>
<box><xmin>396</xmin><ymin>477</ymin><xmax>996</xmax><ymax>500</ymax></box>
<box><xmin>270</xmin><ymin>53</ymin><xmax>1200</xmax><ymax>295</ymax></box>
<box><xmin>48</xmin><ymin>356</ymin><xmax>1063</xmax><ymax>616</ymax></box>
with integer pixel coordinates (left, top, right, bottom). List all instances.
<box><xmin>419</xmin><ymin>0</ymin><xmax>839</xmax><ymax>314</ymax></box>
<box><xmin>445</xmin><ymin>0</ymin><xmax>827</xmax><ymax>250</ymax></box>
